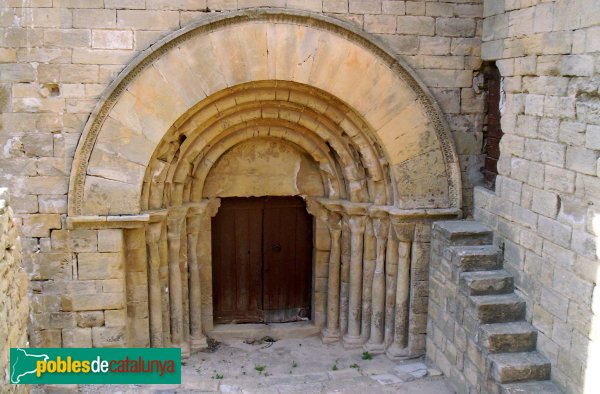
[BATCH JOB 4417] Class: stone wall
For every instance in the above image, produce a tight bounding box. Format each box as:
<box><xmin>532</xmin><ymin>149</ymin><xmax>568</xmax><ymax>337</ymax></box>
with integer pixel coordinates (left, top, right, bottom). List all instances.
<box><xmin>0</xmin><ymin>188</ymin><xmax>28</xmax><ymax>392</ymax></box>
<box><xmin>0</xmin><ymin>0</ymin><xmax>486</xmax><ymax>348</ymax></box>
<box><xmin>475</xmin><ymin>1</ymin><xmax>600</xmax><ymax>393</ymax></box>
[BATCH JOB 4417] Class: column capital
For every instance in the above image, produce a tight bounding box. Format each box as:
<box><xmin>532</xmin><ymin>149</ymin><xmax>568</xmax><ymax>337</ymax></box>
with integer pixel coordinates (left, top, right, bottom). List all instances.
<box><xmin>167</xmin><ymin>206</ymin><xmax>187</xmax><ymax>238</ymax></box>
<box><xmin>187</xmin><ymin>198</ymin><xmax>221</xmax><ymax>218</ymax></box>
<box><xmin>305</xmin><ymin>197</ymin><xmax>329</xmax><ymax>221</ymax></box>
<box><xmin>373</xmin><ymin>217</ymin><xmax>390</xmax><ymax>240</ymax></box>
<box><xmin>348</xmin><ymin>215</ymin><xmax>367</xmax><ymax>234</ymax></box>
<box><xmin>145</xmin><ymin>222</ymin><xmax>163</xmax><ymax>243</ymax></box>
<box><xmin>186</xmin><ymin>214</ymin><xmax>202</xmax><ymax>235</ymax></box>
<box><xmin>390</xmin><ymin>219</ymin><xmax>415</xmax><ymax>243</ymax></box>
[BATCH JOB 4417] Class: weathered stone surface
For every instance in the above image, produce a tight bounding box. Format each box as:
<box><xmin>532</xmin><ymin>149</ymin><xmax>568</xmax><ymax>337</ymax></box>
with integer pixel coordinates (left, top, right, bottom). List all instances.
<box><xmin>77</xmin><ymin>253</ymin><xmax>124</xmax><ymax>280</ymax></box>
<box><xmin>489</xmin><ymin>352</ymin><xmax>550</xmax><ymax>383</ymax></box>
<box><xmin>479</xmin><ymin>322</ymin><xmax>537</xmax><ymax>353</ymax></box>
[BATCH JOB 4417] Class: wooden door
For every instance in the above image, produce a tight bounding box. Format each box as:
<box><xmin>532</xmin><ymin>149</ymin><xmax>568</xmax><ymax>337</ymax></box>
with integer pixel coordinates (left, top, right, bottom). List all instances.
<box><xmin>211</xmin><ymin>196</ymin><xmax>312</xmax><ymax>324</ymax></box>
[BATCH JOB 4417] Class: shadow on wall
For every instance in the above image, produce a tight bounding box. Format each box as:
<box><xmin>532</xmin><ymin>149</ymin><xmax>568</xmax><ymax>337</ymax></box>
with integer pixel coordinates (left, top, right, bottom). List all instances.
<box><xmin>586</xmin><ymin>214</ymin><xmax>600</xmax><ymax>392</ymax></box>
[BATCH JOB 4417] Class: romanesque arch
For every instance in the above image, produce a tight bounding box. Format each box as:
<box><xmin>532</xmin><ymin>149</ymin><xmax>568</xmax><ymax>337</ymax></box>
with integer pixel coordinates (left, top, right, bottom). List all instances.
<box><xmin>67</xmin><ymin>9</ymin><xmax>462</xmax><ymax>358</ymax></box>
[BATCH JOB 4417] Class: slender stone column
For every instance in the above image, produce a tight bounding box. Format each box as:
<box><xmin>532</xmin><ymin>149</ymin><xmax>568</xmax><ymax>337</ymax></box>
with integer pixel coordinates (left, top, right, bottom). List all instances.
<box><xmin>145</xmin><ymin>221</ymin><xmax>164</xmax><ymax>348</ymax></box>
<box><xmin>387</xmin><ymin>220</ymin><xmax>414</xmax><ymax>359</ymax></box>
<box><xmin>167</xmin><ymin>207</ymin><xmax>188</xmax><ymax>358</ymax></box>
<box><xmin>159</xmin><ymin>221</ymin><xmax>171</xmax><ymax>345</ymax></box>
<box><xmin>360</xmin><ymin>219</ymin><xmax>376</xmax><ymax>344</ymax></box>
<box><xmin>187</xmin><ymin>211</ymin><xmax>207</xmax><ymax>351</ymax></box>
<box><xmin>365</xmin><ymin>216</ymin><xmax>389</xmax><ymax>353</ymax></box>
<box><xmin>321</xmin><ymin>212</ymin><xmax>342</xmax><ymax>343</ymax></box>
<box><xmin>384</xmin><ymin>222</ymin><xmax>398</xmax><ymax>347</ymax></box>
<box><xmin>339</xmin><ymin>216</ymin><xmax>350</xmax><ymax>336</ymax></box>
<box><xmin>343</xmin><ymin>215</ymin><xmax>366</xmax><ymax>348</ymax></box>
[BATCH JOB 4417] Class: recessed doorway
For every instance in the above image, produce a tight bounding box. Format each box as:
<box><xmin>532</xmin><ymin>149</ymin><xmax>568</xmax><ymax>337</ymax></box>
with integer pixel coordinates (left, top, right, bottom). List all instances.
<box><xmin>211</xmin><ymin>196</ymin><xmax>312</xmax><ymax>324</ymax></box>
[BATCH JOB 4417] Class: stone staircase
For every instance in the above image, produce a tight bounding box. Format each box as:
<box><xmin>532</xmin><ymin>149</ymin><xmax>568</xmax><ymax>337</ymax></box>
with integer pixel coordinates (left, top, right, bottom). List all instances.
<box><xmin>428</xmin><ymin>221</ymin><xmax>562</xmax><ymax>394</ymax></box>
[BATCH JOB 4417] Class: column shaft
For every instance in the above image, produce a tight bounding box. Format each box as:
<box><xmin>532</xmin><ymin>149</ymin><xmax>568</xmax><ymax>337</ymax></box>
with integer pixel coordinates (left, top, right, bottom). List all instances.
<box><xmin>322</xmin><ymin>213</ymin><xmax>342</xmax><ymax>343</ymax></box>
<box><xmin>167</xmin><ymin>209</ymin><xmax>187</xmax><ymax>356</ymax></box>
<box><xmin>187</xmin><ymin>214</ymin><xmax>207</xmax><ymax>350</ymax></box>
<box><xmin>366</xmin><ymin>217</ymin><xmax>389</xmax><ymax>353</ymax></box>
<box><xmin>343</xmin><ymin>215</ymin><xmax>366</xmax><ymax>348</ymax></box>
<box><xmin>146</xmin><ymin>222</ymin><xmax>163</xmax><ymax>348</ymax></box>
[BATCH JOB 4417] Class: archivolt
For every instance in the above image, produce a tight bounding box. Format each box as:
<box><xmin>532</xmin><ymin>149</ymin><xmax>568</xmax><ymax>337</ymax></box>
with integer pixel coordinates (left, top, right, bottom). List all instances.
<box><xmin>141</xmin><ymin>81</ymin><xmax>393</xmax><ymax>210</ymax></box>
<box><xmin>68</xmin><ymin>8</ymin><xmax>461</xmax><ymax>216</ymax></box>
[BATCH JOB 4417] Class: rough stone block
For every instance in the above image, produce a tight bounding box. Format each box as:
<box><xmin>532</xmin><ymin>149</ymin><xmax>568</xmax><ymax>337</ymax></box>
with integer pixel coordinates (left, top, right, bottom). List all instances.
<box><xmin>22</xmin><ymin>214</ymin><xmax>61</xmax><ymax>238</ymax></box>
<box><xmin>364</xmin><ymin>14</ymin><xmax>396</xmax><ymax>33</ymax></box>
<box><xmin>97</xmin><ymin>229</ymin><xmax>124</xmax><ymax>252</ymax></box>
<box><xmin>117</xmin><ymin>10</ymin><xmax>179</xmax><ymax>30</ymax></box>
<box><xmin>62</xmin><ymin>328</ymin><xmax>92</xmax><ymax>347</ymax></box>
<box><xmin>92</xmin><ymin>30</ymin><xmax>133</xmax><ymax>49</ymax></box>
<box><xmin>566</xmin><ymin>146</ymin><xmax>598</xmax><ymax>175</ymax></box>
<box><xmin>62</xmin><ymin>293</ymin><xmax>124</xmax><ymax>311</ymax></box>
<box><xmin>382</xmin><ymin>0</ymin><xmax>405</xmax><ymax>15</ymax></box>
<box><xmin>77</xmin><ymin>252</ymin><xmax>123</xmax><ymax>280</ymax></box>
<box><xmin>92</xmin><ymin>326</ymin><xmax>126</xmax><ymax>347</ymax></box>
<box><xmin>397</xmin><ymin>16</ymin><xmax>434</xmax><ymax>35</ymax></box>
<box><xmin>73</xmin><ymin>9</ymin><xmax>117</xmax><ymax>28</ymax></box>
<box><xmin>77</xmin><ymin>311</ymin><xmax>104</xmax><ymax>327</ymax></box>
<box><xmin>349</xmin><ymin>0</ymin><xmax>381</xmax><ymax>14</ymax></box>
<box><xmin>436</xmin><ymin>18</ymin><xmax>476</xmax><ymax>37</ymax></box>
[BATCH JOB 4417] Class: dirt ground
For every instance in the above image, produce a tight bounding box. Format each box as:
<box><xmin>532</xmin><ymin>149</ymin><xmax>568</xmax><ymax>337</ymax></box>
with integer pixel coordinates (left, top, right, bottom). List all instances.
<box><xmin>36</xmin><ymin>336</ymin><xmax>455</xmax><ymax>394</ymax></box>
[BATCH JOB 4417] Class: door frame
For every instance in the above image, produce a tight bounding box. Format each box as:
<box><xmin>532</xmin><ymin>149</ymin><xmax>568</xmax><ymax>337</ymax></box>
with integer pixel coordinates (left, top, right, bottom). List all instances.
<box><xmin>199</xmin><ymin>196</ymin><xmax>327</xmax><ymax>333</ymax></box>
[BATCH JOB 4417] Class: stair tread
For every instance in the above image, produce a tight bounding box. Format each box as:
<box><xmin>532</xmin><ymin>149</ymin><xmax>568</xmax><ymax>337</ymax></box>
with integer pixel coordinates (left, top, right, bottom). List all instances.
<box><xmin>489</xmin><ymin>351</ymin><xmax>549</xmax><ymax>365</ymax></box>
<box><xmin>447</xmin><ymin>245</ymin><xmax>503</xmax><ymax>272</ymax></box>
<box><xmin>479</xmin><ymin>322</ymin><xmax>538</xmax><ymax>353</ymax></box>
<box><xmin>460</xmin><ymin>270</ymin><xmax>514</xmax><ymax>296</ymax></box>
<box><xmin>489</xmin><ymin>352</ymin><xmax>550</xmax><ymax>383</ymax></box>
<box><xmin>433</xmin><ymin>220</ymin><xmax>493</xmax><ymax>239</ymax></box>
<box><xmin>461</xmin><ymin>270</ymin><xmax>512</xmax><ymax>280</ymax></box>
<box><xmin>470</xmin><ymin>293</ymin><xmax>523</xmax><ymax>305</ymax></box>
<box><xmin>501</xmin><ymin>380</ymin><xmax>563</xmax><ymax>394</ymax></box>
<box><xmin>480</xmin><ymin>322</ymin><xmax>537</xmax><ymax>335</ymax></box>
<box><xmin>448</xmin><ymin>244</ymin><xmax>500</xmax><ymax>256</ymax></box>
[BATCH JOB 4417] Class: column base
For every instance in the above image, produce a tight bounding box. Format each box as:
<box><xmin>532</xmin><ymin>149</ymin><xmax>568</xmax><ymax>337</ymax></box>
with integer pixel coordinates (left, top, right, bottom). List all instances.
<box><xmin>321</xmin><ymin>328</ymin><xmax>340</xmax><ymax>344</ymax></box>
<box><xmin>363</xmin><ymin>341</ymin><xmax>386</xmax><ymax>354</ymax></box>
<box><xmin>342</xmin><ymin>334</ymin><xmax>364</xmax><ymax>349</ymax></box>
<box><xmin>191</xmin><ymin>335</ymin><xmax>208</xmax><ymax>351</ymax></box>
<box><xmin>175</xmin><ymin>342</ymin><xmax>191</xmax><ymax>360</ymax></box>
<box><xmin>385</xmin><ymin>345</ymin><xmax>412</xmax><ymax>360</ymax></box>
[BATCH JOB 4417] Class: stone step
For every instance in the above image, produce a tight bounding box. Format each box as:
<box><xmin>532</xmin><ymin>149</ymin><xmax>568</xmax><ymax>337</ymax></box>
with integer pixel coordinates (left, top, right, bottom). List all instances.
<box><xmin>469</xmin><ymin>294</ymin><xmax>525</xmax><ymax>324</ymax></box>
<box><xmin>460</xmin><ymin>270</ymin><xmax>514</xmax><ymax>296</ymax></box>
<box><xmin>479</xmin><ymin>322</ymin><xmax>537</xmax><ymax>353</ymax></box>
<box><xmin>489</xmin><ymin>352</ymin><xmax>551</xmax><ymax>384</ymax></box>
<box><xmin>432</xmin><ymin>220</ymin><xmax>493</xmax><ymax>245</ymax></box>
<box><xmin>446</xmin><ymin>245</ymin><xmax>503</xmax><ymax>273</ymax></box>
<box><xmin>501</xmin><ymin>380</ymin><xmax>563</xmax><ymax>393</ymax></box>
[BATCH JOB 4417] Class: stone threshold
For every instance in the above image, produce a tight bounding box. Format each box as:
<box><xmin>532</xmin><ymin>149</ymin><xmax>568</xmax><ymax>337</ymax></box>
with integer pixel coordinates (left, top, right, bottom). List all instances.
<box><xmin>207</xmin><ymin>321</ymin><xmax>320</xmax><ymax>341</ymax></box>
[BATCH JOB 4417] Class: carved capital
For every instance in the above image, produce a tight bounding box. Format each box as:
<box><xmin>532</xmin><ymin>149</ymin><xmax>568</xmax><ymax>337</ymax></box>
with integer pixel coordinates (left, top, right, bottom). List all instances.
<box><xmin>145</xmin><ymin>222</ymin><xmax>163</xmax><ymax>243</ymax></box>
<box><xmin>167</xmin><ymin>206</ymin><xmax>187</xmax><ymax>238</ymax></box>
<box><xmin>305</xmin><ymin>198</ymin><xmax>328</xmax><ymax>221</ymax></box>
<box><xmin>205</xmin><ymin>198</ymin><xmax>221</xmax><ymax>218</ymax></box>
<box><xmin>327</xmin><ymin>211</ymin><xmax>342</xmax><ymax>231</ymax></box>
<box><xmin>373</xmin><ymin>217</ymin><xmax>390</xmax><ymax>240</ymax></box>
<box><xmin>391</xmin><ymin>219</ymin><xmax>415</xmax><ymax>242</ymax></box>
<box><xmin>186</xmin><ymin>214</ymin><xmax>202</xmax><ymax>236</ymax></box>
<box><xmin>348</xmin><ymin>215</ymin><xmax>366</xmax><ymax>235</ymax></box>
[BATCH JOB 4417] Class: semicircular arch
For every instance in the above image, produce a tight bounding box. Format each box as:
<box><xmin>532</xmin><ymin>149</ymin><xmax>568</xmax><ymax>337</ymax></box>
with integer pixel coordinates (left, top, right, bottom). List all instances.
<box><xmin>69</xmin><ymin>8</ymin><xmax>461</xmax><ymax>216</ymax></box>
